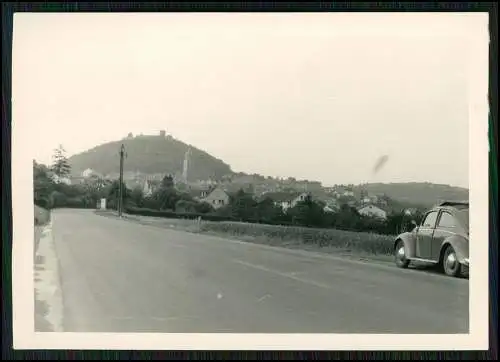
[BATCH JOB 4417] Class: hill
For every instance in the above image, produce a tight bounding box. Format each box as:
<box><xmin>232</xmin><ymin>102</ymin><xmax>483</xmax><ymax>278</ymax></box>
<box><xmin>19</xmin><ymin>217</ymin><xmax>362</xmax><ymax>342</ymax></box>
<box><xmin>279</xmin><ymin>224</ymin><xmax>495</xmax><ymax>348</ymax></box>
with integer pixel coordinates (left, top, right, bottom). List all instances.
<box><xmin>65</xmin><ymin>135</ymin><xmax>468</xmax><ymax>207</ymax></box>
<box><xmin>354</xmin><ymin>182</ymin><xmax>469</xmax><ymax>208</ymax></box>
<box><xmin>67</xmin><ymin>133</ymin><xmax>233</xmax><ymax>181</ymax></box>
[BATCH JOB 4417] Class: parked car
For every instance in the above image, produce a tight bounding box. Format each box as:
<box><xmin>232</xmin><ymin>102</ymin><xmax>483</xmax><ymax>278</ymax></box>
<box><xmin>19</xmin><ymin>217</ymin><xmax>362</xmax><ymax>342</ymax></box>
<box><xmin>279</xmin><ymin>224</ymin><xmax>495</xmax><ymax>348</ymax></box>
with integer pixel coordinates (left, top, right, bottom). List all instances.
<box><xmin>393</xmin><ymin>201</ymin><xmax>469</xmax><ymax>277</ymax></box>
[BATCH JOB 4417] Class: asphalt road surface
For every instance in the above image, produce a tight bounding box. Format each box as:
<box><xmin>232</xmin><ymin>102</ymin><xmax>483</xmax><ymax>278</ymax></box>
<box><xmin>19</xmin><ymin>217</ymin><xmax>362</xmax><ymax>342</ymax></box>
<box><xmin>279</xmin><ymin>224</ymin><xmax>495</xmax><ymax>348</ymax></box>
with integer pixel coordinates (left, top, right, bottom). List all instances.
<box><xmin>48</xmin><ymin>209</ymin><xmax>469</xmax><ymax>333</ymax></box>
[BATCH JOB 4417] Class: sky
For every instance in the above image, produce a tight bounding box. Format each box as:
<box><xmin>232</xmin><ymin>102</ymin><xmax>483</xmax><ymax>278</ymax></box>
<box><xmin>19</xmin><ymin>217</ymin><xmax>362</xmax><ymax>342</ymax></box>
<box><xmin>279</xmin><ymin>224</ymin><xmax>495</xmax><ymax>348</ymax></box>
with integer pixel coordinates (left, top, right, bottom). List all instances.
<box><xmin>13</xmin><ymin>12</ymin><xmax>483</xmax><ymax>188</ymax></box>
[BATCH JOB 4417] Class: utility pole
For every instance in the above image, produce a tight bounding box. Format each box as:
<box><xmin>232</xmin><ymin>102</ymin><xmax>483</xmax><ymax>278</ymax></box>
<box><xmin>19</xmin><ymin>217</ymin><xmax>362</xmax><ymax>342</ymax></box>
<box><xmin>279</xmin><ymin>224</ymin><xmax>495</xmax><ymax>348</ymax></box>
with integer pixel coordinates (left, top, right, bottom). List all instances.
<box><xmin>118</xmin><ymin>144</ymin><xmax>125</xmax><ymax>217</ymax></box>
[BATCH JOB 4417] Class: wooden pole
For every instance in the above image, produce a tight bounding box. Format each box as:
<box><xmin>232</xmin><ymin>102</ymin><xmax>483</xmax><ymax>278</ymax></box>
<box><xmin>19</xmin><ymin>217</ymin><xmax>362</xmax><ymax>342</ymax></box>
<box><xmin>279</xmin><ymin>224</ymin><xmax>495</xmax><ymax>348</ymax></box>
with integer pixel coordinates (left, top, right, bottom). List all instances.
<box><xmin>118</xmin><ymin>144</ymin><xmax>125</xmax><ymax>217</ymax></box>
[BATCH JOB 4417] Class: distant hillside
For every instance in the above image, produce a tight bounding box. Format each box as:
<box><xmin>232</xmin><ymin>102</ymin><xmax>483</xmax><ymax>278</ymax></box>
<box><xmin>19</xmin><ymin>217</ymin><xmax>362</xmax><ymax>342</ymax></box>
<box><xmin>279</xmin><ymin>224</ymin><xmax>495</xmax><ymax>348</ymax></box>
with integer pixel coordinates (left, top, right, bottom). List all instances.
<box><xmin>68</xmin><ymin>134</ymin><xmax>233</xmax><ymax>181</ymax></box>
<box><xmin>355</xmin><ymin>182</ymin><xmax>469</xmax><ymax>208</ymax></box>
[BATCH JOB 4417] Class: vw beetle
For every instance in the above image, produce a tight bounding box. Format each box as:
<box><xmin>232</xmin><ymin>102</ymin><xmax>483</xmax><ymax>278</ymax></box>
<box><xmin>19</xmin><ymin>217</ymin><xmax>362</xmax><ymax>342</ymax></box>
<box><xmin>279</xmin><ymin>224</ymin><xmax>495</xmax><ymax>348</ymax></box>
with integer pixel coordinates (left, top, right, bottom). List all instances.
<box><xmin>394</xmin><ymin>201</ymin><xmax>469</xmax><ymax>277</ymax></box>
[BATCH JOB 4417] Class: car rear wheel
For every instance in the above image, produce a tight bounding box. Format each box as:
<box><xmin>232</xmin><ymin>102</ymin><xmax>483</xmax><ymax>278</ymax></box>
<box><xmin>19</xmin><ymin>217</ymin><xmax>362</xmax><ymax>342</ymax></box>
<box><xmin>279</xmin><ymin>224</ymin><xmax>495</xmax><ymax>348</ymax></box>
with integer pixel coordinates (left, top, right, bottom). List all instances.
<box><xmin>442</xmin><ymin>245</ymin><xmax>462</xmax><ymax>277</ymax></box>
<box><xmin>394</xmin><ymin>240</ymin><xmax>410</xmax><ymax>268</ymax></box>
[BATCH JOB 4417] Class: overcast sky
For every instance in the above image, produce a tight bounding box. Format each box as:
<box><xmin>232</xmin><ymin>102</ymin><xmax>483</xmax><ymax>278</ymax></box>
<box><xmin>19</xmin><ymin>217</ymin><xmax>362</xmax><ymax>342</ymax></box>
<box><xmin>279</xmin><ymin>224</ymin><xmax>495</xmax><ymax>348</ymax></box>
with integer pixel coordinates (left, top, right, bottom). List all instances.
<box><xmin>14</xmin><ymin>13</ymin><xmax>483</xmax><ymax>188</ymax></box>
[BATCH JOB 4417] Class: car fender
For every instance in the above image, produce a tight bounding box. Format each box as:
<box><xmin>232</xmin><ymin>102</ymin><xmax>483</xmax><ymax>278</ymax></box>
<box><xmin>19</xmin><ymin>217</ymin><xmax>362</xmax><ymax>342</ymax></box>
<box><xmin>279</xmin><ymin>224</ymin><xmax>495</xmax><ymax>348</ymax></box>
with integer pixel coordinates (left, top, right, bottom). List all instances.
<box><xmin>439</xmin><ymin>235</ymin><xmax>469</xmax><ymax>264</ymax></box>
<box><xmin>394</xmin><ymin>231</ymin><xmax>417</xmax><ymax>259</ymax></box>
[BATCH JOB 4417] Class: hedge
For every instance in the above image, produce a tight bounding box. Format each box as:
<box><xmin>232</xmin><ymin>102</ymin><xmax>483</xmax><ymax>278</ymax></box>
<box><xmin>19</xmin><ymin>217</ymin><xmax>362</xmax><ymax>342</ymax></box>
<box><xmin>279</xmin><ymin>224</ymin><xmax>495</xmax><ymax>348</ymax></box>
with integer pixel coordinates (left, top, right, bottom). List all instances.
<box><xmin>123</xmin><ymin>206</ymin><xmax>313</xmax><ymax>226</ymax></box>
<box><xmin>124</xmin><ymin>206</ymin><xmax>239</xmax><ymax>222</ymax></box>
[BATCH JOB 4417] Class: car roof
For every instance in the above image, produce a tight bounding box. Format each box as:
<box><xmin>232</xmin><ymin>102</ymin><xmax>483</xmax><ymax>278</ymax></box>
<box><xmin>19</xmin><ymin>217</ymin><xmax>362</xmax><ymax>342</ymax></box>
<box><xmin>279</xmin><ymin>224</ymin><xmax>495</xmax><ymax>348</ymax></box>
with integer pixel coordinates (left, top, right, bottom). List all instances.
<box><xmin>437</xmin><ymin>200</ymin><xmax>469</xmax><ymax>208</ymax></box>
<box><xmin>428</xmin><ymin>201</ymin><xmax>469</xmax><ymax>214</ymax></box>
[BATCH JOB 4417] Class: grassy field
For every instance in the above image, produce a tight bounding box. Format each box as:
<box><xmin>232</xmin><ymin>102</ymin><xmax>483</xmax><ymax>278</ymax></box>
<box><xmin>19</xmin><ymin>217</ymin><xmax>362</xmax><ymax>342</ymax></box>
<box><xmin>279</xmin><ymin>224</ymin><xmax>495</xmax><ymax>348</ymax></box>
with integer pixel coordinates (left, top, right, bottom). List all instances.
<box><xmin>197</xmin><ymin>221</ymin><xmax>396</xmax><ymax>256</ymax></box>
<box><xmin>97</xmin><ymin>210</ymin><xmax>397</xmax><ymax>262</ymax></box>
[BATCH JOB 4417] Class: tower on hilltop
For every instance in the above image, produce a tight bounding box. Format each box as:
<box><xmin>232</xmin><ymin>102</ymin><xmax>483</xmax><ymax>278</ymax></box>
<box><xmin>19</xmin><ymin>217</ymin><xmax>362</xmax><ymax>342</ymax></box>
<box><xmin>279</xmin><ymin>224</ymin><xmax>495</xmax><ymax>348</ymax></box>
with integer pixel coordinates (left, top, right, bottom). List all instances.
<box><xmin>182</xmin><ymin>147</ymin><xmax>191</xmax><ymax>182</ymax></box>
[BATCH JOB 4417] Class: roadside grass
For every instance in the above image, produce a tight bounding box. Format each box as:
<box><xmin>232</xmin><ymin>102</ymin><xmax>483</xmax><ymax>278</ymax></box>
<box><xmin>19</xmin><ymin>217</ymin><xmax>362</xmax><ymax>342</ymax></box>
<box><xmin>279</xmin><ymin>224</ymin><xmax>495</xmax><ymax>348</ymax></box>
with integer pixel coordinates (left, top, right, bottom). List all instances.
<box><xmin>96</xmin><ymin>210</ymin><xmax>396</xmax><ymax>264</ymax></box>
<box><xmin>197</xmin><ymin>221</ymin><xmax>395</xmax><ymax>255</ymax></box>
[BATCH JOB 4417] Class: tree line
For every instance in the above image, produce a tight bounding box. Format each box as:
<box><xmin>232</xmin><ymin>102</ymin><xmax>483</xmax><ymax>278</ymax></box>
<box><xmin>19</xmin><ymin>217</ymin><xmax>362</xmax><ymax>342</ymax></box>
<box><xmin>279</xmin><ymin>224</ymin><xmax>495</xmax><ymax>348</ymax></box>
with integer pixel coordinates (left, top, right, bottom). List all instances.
<box><xmin>208</xmin><ymin>190</ymin><xmax>423</xmax><ymax>236</ymax></box>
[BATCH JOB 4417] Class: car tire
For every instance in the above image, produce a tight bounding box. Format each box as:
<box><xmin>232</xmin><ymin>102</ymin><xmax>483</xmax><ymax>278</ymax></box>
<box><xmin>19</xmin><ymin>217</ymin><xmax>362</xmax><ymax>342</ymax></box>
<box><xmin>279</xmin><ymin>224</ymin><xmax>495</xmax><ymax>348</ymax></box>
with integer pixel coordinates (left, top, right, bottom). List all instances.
<box><xmin>395</xmin><ymin>240</ymin><xmax>410</xmax><ymax>268</ymax></box>
<box><xmin>442</xmin><ymin>245</ymin><xmax>462</xmax><ymax>277</ymax></box>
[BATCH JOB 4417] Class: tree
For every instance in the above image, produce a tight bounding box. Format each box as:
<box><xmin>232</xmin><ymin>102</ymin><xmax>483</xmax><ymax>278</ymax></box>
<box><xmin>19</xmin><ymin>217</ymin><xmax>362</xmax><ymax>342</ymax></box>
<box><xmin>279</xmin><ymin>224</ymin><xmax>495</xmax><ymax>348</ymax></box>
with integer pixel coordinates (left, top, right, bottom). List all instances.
<box><xmin>153</xmin><ymin>187</ymin><xmax>180</xmax><ymax>211</ymax></box>
<box><xmin>107</xmin><ymin>180</ymin><xmax>130</xmax><ymax>208</ymax></box>
<box><xmin>33</xmin><ymin>161</ymin><xmax>55</xmax><ymax>208</ymax></box>
<box><xmin>161</xmin><ymin>174</ymin><xmax>175</xmax><ymax>189</ymax></box>
<box><xmin>129</xmin><ymin>186</ymin><xmax>144</xmax><ymax>207</ymax></box>
<box><xmin>256</xmin><ymin>197</ymin><xmax>283</xmax><ymax>222</ymax></box>
<box><xmin>51</xmin><ymin>144</ymin><xmax>71</xmax><ymax>178</ymax></box>
<box><xmin>288</xmin><ymin>195</ymin><xmax>325</xmax><ymax>227</ymax></box>
<box><xmin>332</xmin><ymin>204</ymin><xmax>360</xmax><ymax>230</ymax></box>
<box><xmin>230</xmin><ymin>189</ymin><xmax>258</xmax><ymax>221</ymax></box>
<box><xmin>50</xmin><ymin>191</ymin><xmax>68</xmax><ymax>208</ymax></box>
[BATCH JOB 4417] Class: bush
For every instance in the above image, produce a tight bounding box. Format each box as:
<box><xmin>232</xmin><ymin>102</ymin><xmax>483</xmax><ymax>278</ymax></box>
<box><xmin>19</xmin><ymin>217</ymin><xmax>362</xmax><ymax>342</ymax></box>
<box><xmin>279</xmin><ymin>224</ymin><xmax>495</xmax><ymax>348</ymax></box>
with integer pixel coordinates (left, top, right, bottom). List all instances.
<box><xmin>50</xmin><ymin>192</ymin><xmax>95</xmax><ymax>209</ymax></box>
<box><xmin>35</xmin><ymin>197</ymin><xmax>52</xmax><ymax>210</ymax></box>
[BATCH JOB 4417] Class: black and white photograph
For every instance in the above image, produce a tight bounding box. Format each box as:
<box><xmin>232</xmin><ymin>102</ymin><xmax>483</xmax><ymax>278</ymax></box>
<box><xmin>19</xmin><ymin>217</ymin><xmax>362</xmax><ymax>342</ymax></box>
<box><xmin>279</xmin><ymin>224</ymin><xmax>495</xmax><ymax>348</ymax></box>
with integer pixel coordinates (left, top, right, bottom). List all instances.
<box><xmin>12</xmin><ymin>11</ymin><xmax>489</xmax><ymax>350</ymax></box>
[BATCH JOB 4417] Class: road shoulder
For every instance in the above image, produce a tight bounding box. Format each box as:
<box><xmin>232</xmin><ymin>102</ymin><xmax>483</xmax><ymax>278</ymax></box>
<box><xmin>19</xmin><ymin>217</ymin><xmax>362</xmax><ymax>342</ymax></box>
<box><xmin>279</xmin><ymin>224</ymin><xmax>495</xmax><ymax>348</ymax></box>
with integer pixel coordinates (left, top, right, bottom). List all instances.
<box><xmin>34</xmin><ymin>221</ymin><xmax>64</xmax><ymax>332</ymax></box>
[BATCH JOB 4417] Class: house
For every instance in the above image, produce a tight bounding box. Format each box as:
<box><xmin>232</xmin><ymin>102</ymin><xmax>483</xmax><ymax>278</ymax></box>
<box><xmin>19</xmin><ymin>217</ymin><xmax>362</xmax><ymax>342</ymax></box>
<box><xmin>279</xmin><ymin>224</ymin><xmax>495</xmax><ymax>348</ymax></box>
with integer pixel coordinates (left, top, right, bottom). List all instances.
<box><xmin>357</xmin><ymin>204</ymin><xmax>388</xmax><ymax>220</ymax></box>
<box><xmin>323</xmin><ymin>199</ymin><xmax>340</xmax><ymax>213</ymax></box>
<box><xmin>82</xmin><ymin>168</ymin><xmax>94</xmax><ymax>178</ymax></box>
<box><xmin>261</xmin><ymin>191</ymin><xmax>311</xmax><ymax>211</ymax></box>
<box><xmin>188</xmin><ymin>185</ymin><xmax>214</xmax><ymax>201</ymax></box>
<box><xmin>343</xmin><ymin>189</ymin><xmax>355</xmax><ymax>197</ymax></box>
<box><xmin>49</xmin><ymin>173</ymin><xmax>72</xmax><ymax>185</ymax></box>
<box><xmin>290</xmin><ymin>192</ymin><xmax>310</xmax><ymax>207</ymax></box>
<box><xmin>324</xmin><ymin>186</ymin><xmax>337</xmax><ymax>194</ymax></box>
<box><xmin>323</xmin><ymin>205</ymin><xmax>338</xmax><ymax>213</ymax></box>
<box><xmin>332</xmin><ymin>186</ymin><xmax>355</xmax><ymax>199</ymax></box>
<box><xmin>201</xmin><ymin>187</ymin><xmax>230</xmax><ymax>209</ymax></box>
<box><xmin>69</xmin><ymin>176</ymin><xmax>86</xmax><ymax>184</ymax></box>
<box><xmin>404</xmin><ymin>208</ymin><xmax>418</xmax><ymax>216</ymax></box>
<box><xmin>258</xmin><ymin>192</ymin><xmax>290</xmax><ymax>209</ymax></box>
<box><xmin>142</xmin><ymin>179</ymin><xmax>160</xmax><ymax>197</ymax></box>
<box><xmin>361</xmin><ymin>196</ymin><xmax>372</xmax><ymax>205</ymax></box>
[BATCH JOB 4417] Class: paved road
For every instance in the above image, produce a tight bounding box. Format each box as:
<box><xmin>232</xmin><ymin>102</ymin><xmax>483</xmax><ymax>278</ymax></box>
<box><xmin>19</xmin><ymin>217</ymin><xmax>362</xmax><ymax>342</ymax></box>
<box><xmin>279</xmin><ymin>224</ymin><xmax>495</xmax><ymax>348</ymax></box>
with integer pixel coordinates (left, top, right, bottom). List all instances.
<box><xmin>49</xmin><ymin>209</ymin><xmax>469</xmax><ymax>333</ymax></box>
